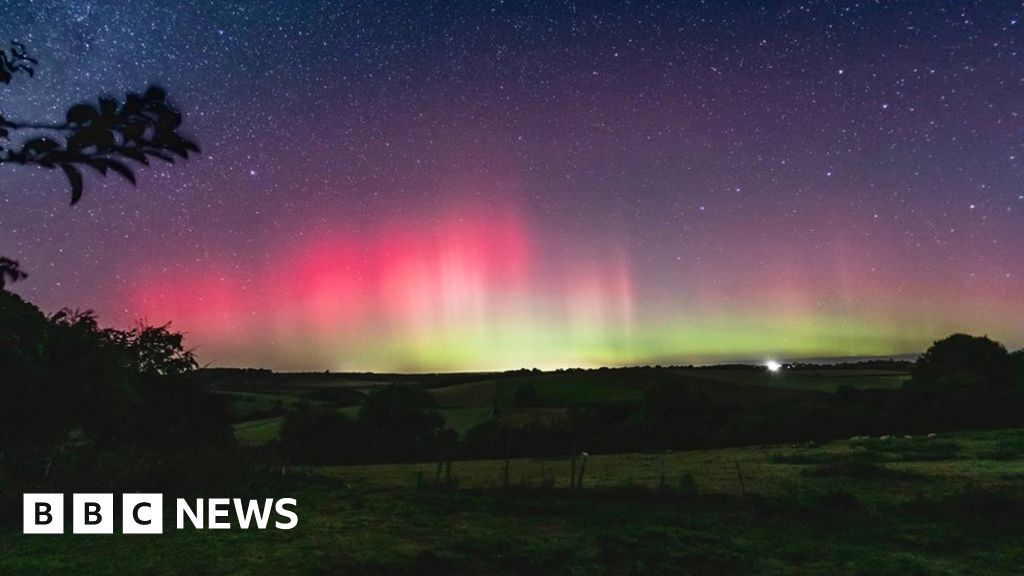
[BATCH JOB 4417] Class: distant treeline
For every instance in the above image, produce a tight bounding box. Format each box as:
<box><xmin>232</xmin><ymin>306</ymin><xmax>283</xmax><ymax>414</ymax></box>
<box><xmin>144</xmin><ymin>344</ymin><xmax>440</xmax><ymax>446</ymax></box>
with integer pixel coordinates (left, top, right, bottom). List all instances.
<box><xmin>277</xmin><ymin>335</ymin><xmax>1023</xmax><ymax>466</ymax></box>
<box><xmin>196</xmin><ymin>367</ymin><xmax>517</xmax><ymax>390</ymax></box>
<box><xmin>784</xmin><ymin>359</ymin><xmax>915</xmax><ymax>371</ymax></box>
<box><xmin>198</xmin><ymin>358</ymin><xmax>914</xmax><ymax>388</ymax></box>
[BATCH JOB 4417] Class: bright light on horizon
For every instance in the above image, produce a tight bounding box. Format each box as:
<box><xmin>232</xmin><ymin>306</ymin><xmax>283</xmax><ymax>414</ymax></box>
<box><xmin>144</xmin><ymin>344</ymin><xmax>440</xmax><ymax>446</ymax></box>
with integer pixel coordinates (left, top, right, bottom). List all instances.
<box><xmin>766</xmin><ymin>360</ymin><xmax>782</xmax><ymax>373</ymax></box>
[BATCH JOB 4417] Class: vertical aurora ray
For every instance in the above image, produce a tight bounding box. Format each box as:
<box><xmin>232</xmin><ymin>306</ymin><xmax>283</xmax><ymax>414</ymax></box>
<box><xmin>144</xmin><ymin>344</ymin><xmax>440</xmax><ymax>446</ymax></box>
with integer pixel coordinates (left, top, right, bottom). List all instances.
<box><xmin>124</xmin><ymin>206</ymin><xmax>647</xmax><ymax>371</ymax></box>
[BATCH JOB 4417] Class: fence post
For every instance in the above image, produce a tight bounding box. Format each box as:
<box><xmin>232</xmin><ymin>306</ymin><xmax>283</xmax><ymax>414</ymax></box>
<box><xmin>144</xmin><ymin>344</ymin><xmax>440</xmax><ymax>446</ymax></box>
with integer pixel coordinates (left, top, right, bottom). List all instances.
<box><xmin>503</xmin><ymin>436</ymin><xmax>512</xmax><ymax>489</ymax></box>
<box><xmin>576</xmin><ymin>452</ymin><xmax>588</xmax><ymax>490</ymax></box>
<box><xmin>734</xmin><ymin>460</ymin><xmax>746</xmax><ymax>496</ymax></box>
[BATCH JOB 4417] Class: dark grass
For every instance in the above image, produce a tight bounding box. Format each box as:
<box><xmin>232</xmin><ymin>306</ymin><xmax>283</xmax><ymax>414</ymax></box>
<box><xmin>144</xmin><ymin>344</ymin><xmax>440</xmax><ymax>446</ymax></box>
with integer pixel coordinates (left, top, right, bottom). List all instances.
<box><xmin>855</xmin><ymin>438</ymin><xmax>961</xmax><ymax>462</ymax></box>
<box><xmin>3</xmin><ymin>471</ymin><xmax>1024</xmax><ymax>575</ymax></box>
<box><xmin>805</xmin><ymin>460</ymin><xmax>917</xmax><ymax>479</ymax></box>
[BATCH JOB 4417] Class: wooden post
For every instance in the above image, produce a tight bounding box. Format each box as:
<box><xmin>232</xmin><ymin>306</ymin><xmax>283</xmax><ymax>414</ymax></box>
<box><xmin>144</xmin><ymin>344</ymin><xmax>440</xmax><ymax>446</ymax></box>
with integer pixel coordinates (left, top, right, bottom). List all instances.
<box><xmin>503</xmin><ymin>436</ymin><xmax>512</xmax><ymax>489</ymax></box>
<box><xmin>576</xmin><ymin>452</ymin><xmax>588</xmax><ymax>490</ymax></box>
<box><xmin>734</xmin><ymin>460</ymin><xmax>746</xmax><ymax>496</ymax></box>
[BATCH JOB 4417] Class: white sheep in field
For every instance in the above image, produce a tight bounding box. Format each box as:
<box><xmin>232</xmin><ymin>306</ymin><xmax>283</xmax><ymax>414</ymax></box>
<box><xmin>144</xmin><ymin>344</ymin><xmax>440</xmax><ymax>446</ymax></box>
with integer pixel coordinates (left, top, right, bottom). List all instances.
<box><xmin>927</xmin><ymin>432</ymin><xmax>938</xmax><ymax>439</ymax></box>
<box><xmin>880</xmin><ymin>435</ymin><xmax>893</xmax><ymax>440</ymax></box>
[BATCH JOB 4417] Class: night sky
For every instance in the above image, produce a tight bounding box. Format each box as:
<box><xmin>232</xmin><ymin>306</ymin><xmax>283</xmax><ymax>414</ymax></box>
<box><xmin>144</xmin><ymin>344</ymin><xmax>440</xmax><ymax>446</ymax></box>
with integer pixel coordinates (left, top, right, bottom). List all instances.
<box><xmin>1</xmin><ymin>1</ymin><xmax>1022</xmax><ymax>371</ymax></box>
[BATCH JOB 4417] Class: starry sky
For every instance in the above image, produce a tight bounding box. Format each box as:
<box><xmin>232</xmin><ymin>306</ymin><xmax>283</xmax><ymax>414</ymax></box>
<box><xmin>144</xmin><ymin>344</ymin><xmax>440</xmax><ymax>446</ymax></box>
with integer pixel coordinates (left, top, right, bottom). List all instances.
<box><xmin>1</xmin><ymin>1</ymin><xmax>1022</xmax><ymax>371</ymax></box>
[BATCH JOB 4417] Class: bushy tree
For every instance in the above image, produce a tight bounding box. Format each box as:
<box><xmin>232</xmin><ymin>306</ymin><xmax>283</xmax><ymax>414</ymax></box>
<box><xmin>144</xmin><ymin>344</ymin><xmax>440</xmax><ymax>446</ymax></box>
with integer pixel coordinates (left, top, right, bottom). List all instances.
<box><xmin>1012</xmin><ymin>350</ymin><xmax>1024</xmax><ymax>389</ymax></box>
<box><xmin>279</xmin><ymin>404</ymin><xmax>369</xmax><ymax>465</ymax></box>
<box><xmin>461</xmin><ymin>417</ymin><xmax>574</xmax><ymax>460</ymax></box>
<box><xmin>0</xmin><ymin>294</ymin><xmax>130</xmax><ymax>465</ymax></box>
<box><xmin>0</xmin><ymin>291</ymin><xmax>229</xmax><ymax>484</ymax></box>
<box><xmin>358</xmin><ymin>385</ymin><xmax>445</xmax><ymax>462</ymax></box>
<box><xmin>641</xmin><ymin>383</ymin><xmax>718</xmax><ymax>449</ymax></box>
<box><xmin>512</xmin><ymin>382</ymin><xmax>540</xmax><ymax>407</ymax></box>
<box><xmin>105</xmin><ymin>322</ymin><xmax>197</xmax><ymax>376</ymax></box>
<box><xmin>278</xmin><ymin>387</ymin><xmax>449</xmax><ymax>465</ymax></box>
<box><xmin>910</xmin><ymin>334</ymin><xmax>1014</xmax><ymax>392</ymax></box>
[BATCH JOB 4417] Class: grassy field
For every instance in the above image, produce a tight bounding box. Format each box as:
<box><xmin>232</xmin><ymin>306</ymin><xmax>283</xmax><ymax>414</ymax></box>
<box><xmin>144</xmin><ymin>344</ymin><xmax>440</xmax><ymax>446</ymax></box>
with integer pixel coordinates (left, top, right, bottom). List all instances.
<box><xmin>233</xmin><ymin>416</ymin><xmax>286</xmax><ymax>448</ymax></box>
<box><xmin>3</xmin><ymin>427</ymin><xmax>1024</xmax><ymax>575</ymax></box>
<box><xmin>313</xmin><ymin>427</ymin><xmax>1024</xmax><ymax>496</ymax></box>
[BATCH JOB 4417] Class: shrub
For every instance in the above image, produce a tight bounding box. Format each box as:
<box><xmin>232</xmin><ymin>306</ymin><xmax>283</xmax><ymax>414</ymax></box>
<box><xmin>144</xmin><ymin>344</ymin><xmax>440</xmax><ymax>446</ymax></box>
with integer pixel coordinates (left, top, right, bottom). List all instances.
<box><xmin>461</xmin><ymin>418</ymin><xmax>574</xmax><ymax>460</ymax></box>
<box><xmin>675</xmin><ymin>473</ymin><xmax>698</xmax><ymax>496</ymax></box>
<box><xmin>0</xmin><ymin>291</ymin><xmax>233</xmax><ymax>489</ymax></box>
<box><xmin>307</xmin><ymin>387</ymin><xmax>365</xmax><ymax>407</ymax></box>
<box><xmin>512</xmin><ymin>383</ymin><xmax>541</xmax><ymax>407</ymax></box>
<box><xmin>359</xmin><ymin>385</ymin><xmax>445</xmax><ymax>462</ymax></box>
<box><xmin>280</xmin><ymin>404</ymin><xmax>371</xmax><ymax>464</ymax></box>
<box><xmin>910</xmin><ymin>334</ymin><xmax>1014</xmax><ymax>392</ymax></box>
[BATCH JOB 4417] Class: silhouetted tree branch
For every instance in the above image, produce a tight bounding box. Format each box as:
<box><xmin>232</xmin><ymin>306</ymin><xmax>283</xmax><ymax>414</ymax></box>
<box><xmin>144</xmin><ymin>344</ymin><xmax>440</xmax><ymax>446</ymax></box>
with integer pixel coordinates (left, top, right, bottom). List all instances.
<box><xmin>0</xmin><ymin>41</ymin><xmax>199</xmax><ymax>289</ymax></box>
<box><xmin>0</xmin><ymin>41</ymin><xmax>36</xmax><ymax>84</ymax></box>
<box><xmin>2</xmin><ymin>85</ymin><xmax>200</xmax><ymax>204</ymax></box>
<box><xmin>0</xmin><ymin>257</ymin><xmax>27</xmax><ymax>289</ymax></box>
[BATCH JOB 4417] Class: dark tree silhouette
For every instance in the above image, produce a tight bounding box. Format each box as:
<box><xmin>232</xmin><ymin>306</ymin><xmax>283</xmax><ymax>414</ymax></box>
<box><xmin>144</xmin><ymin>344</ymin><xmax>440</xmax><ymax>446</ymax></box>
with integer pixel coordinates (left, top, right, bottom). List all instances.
<box><xmin>0</xmin><ymin>289</ymin><xmax>230</xmax><ymax>487</ymax></box>
<box><xmin>0</xmin><ymin>41</ymin><xmax>198</xmax><ymax>288</ymax></box>
<box><xmin>280</xmin><ymin>404</ymin><xmax>371</xmax><ymax>465</ymax></box>
<box><xmin>910</xmin><ymin>333</ymin><xmax>1015</xmax><ymax>392</ymax></box>
<box><xmin>1011</xmin><ymin>349</ymin><xmax>1024</xmax><ymax>389</ymax></box>
<box><xmin>359</xmin><ymin>386</ymin><xmax>445</xmax><ymax>461</ymax></box>
<box><xmin>512</xmin><ymin>382</ymin><xmax>540</xmax><ymax>406</ymax></box>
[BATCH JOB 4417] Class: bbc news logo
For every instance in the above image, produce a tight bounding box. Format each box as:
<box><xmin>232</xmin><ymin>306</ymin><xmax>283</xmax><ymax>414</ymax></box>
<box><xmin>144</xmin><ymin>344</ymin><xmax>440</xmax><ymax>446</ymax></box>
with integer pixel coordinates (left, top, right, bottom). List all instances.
<box><xmin>23</xmin><ymin>494</ymin><xmax>297</xmax><ymax>534</ymax></box>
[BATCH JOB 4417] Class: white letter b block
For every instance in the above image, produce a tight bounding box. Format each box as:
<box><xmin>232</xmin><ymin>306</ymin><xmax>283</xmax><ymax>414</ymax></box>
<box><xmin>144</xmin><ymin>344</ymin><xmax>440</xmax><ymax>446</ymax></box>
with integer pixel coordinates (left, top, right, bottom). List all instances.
<box><xmin>23</xmin><ymin>494</ymin><xmax>63</xmax><ymax>534</ymax></box>
<box><xmin>73</xmin><ymin>493</ymin><xmax>113</xmax><ymax>534</ymax></box>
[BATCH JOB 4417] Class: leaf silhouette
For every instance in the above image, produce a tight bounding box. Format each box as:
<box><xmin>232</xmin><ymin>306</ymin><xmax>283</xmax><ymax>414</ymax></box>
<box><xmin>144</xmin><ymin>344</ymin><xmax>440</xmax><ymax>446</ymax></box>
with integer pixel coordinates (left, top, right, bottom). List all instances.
<box><xmin>60</xmin><ymin>164</ymin><xmax>83</xmax><ymax>205</ymax></box>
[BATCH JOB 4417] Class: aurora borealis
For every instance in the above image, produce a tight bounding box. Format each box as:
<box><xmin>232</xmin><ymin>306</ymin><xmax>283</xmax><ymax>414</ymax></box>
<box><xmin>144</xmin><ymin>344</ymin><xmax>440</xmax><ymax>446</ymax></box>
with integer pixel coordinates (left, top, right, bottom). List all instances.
<box><xmin>1</xmin><ymin>1</ymin><xmax>1022</xmax><ymax>371</ymax></box>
